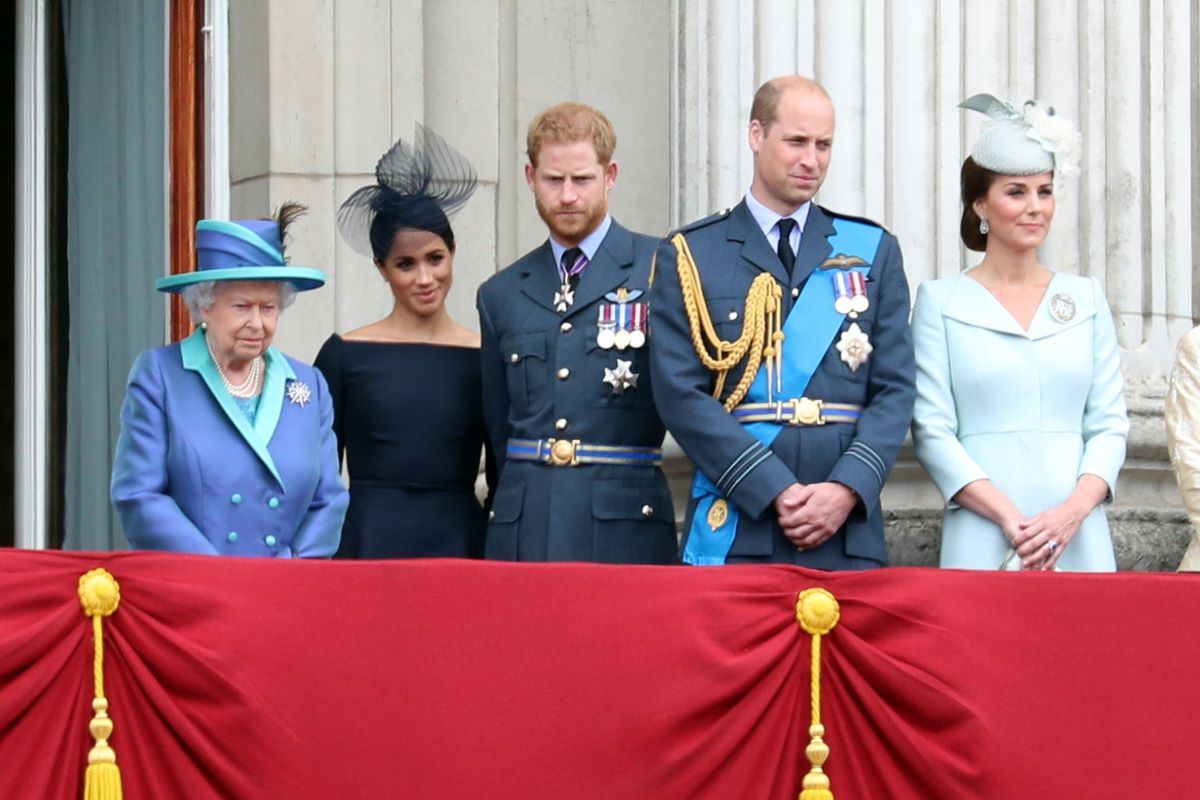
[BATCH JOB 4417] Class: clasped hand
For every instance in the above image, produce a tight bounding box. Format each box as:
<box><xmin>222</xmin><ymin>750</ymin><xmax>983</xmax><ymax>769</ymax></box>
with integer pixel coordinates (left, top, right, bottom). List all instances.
<box><xmin>1005</xmin><ymin>502</ymin><xmax>1088</xmax><ymax>570</ymax></box>
<box><xmin>774</xmin><ymin>482</ymin><xmax>857</xmax><ymax>551</ymax></box>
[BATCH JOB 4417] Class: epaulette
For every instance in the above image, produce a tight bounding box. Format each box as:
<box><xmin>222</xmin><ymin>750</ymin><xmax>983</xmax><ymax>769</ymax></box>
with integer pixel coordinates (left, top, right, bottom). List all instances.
<box><xmin>668</xmin><ymin>207</ymin><xmax>733</xmax><ymax>238</ymax></box>
<box><xmin>819</xmin><ymin>205</ymin><xmax>890</xmax><ymax>235</ymax></box>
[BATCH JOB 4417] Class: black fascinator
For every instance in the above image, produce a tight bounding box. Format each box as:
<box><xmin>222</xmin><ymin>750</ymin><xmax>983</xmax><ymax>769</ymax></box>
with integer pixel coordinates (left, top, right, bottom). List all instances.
<box><xmin>337</xmin><ymin>124</ymin><xmax>478</xmax><ymax>259</ymax></box>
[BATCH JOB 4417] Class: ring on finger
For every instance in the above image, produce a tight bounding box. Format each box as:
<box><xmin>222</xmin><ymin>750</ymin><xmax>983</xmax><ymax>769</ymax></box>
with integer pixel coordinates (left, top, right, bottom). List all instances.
<box><xmin>1046</xmin><ymin>540</ymin><xmax>1058</xmax><ymax>555</ymax></box>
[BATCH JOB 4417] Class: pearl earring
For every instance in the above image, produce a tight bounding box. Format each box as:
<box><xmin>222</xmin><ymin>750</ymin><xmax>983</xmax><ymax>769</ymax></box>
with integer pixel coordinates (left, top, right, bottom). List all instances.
<box><xmin>979</xmin><ymin>217</ymin><xmax>990</xmax><ymax>235</ymax></box>
<box><xmin>200</xmin><ymin>322</ymin><xmax>208</xmax><ymax>331</ymax></box>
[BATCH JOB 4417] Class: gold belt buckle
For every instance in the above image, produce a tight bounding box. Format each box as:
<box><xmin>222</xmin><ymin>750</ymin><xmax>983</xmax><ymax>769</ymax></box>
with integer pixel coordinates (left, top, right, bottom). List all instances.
<box><xmin>789</xmin><ymin>397</ymin><xmax>824</xmax><ymax>426</ymax></box>
<box><xmin>546</xmin><ymin>438</ymin><xmax>580</xmax><ymax>466</ymax></box>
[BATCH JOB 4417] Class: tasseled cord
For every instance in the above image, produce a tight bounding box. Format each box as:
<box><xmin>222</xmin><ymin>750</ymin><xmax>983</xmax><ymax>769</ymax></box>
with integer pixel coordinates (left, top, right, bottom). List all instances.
<box><xmin>796</xmin><ymin>588</ymin><xmax>841</xmax><ymax>800</ymax></box>
<box><xmin>78</xmin><ymin>569</ymin><xmax>124</xmax><ymax>800</ymax></box>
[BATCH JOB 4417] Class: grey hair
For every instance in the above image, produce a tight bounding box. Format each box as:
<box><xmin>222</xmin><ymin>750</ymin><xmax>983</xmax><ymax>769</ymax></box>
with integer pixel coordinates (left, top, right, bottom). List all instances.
<box><xmin>180</xmin><ymin>280</ymin><xmax>298</xmax><ymax>321</ymax></box>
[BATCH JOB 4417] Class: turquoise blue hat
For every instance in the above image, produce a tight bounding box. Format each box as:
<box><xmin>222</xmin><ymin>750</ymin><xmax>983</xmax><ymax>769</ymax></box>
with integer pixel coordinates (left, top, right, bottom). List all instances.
<box><xmin>155</xmin><ymin>218</ymin><xmax>326</xmax><ymax>293</ymax></box>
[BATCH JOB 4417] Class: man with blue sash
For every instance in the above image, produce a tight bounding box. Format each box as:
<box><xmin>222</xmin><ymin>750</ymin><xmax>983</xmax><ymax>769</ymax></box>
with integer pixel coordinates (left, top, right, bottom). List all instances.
<box><xmin>650</xmin><ymin>76</ymin><xmax>916</xmax><ymax>568</ymax></box>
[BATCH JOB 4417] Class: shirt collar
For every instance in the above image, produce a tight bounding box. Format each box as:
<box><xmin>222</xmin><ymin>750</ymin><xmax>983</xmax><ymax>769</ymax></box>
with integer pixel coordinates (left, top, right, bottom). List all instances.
<box><xmin>549</xmin><ymin>214</ymin><xmax>613</xmax><ymax>267</ymax></box>
<box><xmin>744</xmin><ymin>191</ymin><xmax>811</xmax><ymax>240</ymax></box>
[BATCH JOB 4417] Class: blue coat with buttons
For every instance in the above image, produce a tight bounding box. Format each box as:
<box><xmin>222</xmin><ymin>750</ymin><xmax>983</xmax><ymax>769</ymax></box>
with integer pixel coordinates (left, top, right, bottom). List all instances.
<box><xmin>111</xmin><ymin>329</ymin><xmax>348</xmax><ymax>556</ymax></box>
<box><xmin>649</xmin><ymin>201</ymin><xmax>915</xmax><ymax>568</ymax></box>
<box><xmin>477</xmin><ymin>219</ymin><xmax>677</xmax><ymax>563</ymax></box>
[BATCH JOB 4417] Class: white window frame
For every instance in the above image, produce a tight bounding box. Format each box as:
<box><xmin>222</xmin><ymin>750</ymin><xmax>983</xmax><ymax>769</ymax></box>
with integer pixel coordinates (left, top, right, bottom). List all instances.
<box><xmin>15</xmin><ymin>0</ymin><xmax>49</xmax><ymax>549</ymax></box>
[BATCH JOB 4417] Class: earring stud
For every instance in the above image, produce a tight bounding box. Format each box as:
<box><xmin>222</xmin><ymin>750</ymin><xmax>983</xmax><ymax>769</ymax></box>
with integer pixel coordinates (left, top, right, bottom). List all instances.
<box><xmin>979</xmin><ymin>217</ymin><xmax>989</xmax><ymax>235</ymax></box>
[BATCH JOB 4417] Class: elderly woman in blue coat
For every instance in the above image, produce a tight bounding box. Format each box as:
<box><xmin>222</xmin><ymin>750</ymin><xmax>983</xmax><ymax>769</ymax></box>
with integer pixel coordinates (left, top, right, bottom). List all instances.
<box><xmin>911</xmin><ymin>96</ymin><xmax>1128</xmax><ymax>572</ymax></box>
<box><xmin>111</xmin><ymin>204</ymin><xmax>348</xmax><ymax>556</ymax></box>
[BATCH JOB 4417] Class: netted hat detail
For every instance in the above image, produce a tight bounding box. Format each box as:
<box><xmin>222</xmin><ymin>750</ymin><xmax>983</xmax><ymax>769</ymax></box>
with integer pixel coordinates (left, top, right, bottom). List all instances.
<box><xmin>337</xmin><ymin>124</ymin><xmax>478</xmax><ymax>258</ymax></box>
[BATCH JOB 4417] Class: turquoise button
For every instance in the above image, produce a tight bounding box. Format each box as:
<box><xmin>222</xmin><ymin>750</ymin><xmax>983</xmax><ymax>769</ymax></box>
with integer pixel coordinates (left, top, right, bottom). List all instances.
<box><xmin>227</xmin><ymin>531</ymin><xmax>238</xmax><ymax>543</ymax></box>
<box><xmin>265</xmin><ymin>535</ymin><xmax>277</xmax><ymax>547</ymax></box>
<box><xmin>230</xmin><ymin>493</ymin><xmax>242</xmax><ymax>505</ymax></box>
<box><xmin>268</xmin><ymin>497</ymin><xmax>280</xmax><ymax>509</ymax></box>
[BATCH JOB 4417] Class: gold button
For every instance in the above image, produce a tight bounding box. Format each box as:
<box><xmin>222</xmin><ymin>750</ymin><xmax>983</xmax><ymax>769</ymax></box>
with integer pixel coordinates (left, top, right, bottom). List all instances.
<box><xmin>791</xmin><ymin>287</ymin><xmax>800</xmax><ymax>298</ymax></box>
<box><xmin>641</xmin><ymin>504</ymin><xmax>654</xmax><ymax>517</ymax></box>
<box><xmin>510</xmin><ymin>353</ymin><xmax>519</xmax><ymax>363</ymax></box>
<box><xmin>728</xmin><ymin>311</ymin><xmax>738</xmax><ymax>321</ymax></box>
<box><xmin>560</xmin><ymin>321</ymin><xmax>573</xmax><ymax>333</ymax></box>
<box><xmin>557</xmin><ymin>368</ymin><xmax>570</xmax><ymax>380</ymax></box>
<box><xmin>555</xmin><ymin>418</ymin><xmax>568</xmax><ymax>431</ymax></box>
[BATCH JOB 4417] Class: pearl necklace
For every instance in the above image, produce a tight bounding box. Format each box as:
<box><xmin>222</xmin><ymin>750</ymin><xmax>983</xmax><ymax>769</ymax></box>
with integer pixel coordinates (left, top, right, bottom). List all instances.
<box><xmin>206</xmin><ymin>336</ymin><xmax>263</xmax><ymax>399</ymax></box>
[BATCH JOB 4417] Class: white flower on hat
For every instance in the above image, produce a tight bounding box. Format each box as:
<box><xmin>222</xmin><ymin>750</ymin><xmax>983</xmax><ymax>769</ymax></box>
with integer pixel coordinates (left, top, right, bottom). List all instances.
<box><xmin>1022</xmin><ymin>103</ymin><xmax>1082</xmax><ymax>179</ymax></box>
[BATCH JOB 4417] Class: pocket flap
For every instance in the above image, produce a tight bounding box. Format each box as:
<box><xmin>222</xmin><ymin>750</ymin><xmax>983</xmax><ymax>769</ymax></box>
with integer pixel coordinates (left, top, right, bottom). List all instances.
<box><xmin>591</xmin><ymin>480</ymin><xmax>673</xmax><ymax>522</ymax></box>
<box><xmin>500</xmin><ymin>332</ymin><xmax>546</xmax><ymax>364</ymax></box>
<box><xmin>490</xmin><ymin>482</ymin><xmax>525</xmax><ymax>524</ymax></box>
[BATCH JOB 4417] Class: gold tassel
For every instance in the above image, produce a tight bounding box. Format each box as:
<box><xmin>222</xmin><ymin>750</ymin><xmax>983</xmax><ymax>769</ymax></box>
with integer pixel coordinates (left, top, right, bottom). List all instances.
<box><xmin>78</xmin><ymin>569</ymin><xmax>124</xmax><ymax>800</ymax></box>
<box><xmin>796</xmin><ymin>588</ymin><xmax>840</xmax><ymax>800</ymax></box>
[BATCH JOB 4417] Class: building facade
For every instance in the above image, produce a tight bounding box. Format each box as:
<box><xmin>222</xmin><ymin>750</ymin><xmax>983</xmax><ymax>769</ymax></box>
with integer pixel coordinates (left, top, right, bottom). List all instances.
<box><xmin>12</xmin><ymin>0</ymin><xmax>1200</xmax><ymax>567</ymax></box>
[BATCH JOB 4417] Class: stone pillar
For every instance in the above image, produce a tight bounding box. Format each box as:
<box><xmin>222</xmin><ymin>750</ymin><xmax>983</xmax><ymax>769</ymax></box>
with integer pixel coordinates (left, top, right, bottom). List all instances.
<box><xmin>673</xmin><ymin>0</ymin><xmax>1199</xmax><ymax>568</ymax></box>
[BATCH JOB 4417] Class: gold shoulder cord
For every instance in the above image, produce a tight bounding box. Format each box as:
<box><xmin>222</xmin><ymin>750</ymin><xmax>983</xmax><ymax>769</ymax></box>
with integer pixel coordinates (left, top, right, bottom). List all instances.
<box><xmin>671</xmin><ymin>233</ymin><xmax>783</xmax><ymax>410</ymax></box>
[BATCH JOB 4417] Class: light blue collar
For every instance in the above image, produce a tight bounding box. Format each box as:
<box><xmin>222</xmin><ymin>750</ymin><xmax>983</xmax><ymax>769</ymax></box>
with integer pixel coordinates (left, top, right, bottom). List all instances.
<box><xmin>744</xmin><ymin>191</ymin><xmax>811</xmax><ymax>253</ymax></box>
<box><xmin>180</xmin><ymin>329</ymin><xmax>297</xmax><ymax>488</ymax></box>
<box><xmin>549</xmin><ymin>214</ymin><xmax>613</xmax><ymax>268</ymax></box>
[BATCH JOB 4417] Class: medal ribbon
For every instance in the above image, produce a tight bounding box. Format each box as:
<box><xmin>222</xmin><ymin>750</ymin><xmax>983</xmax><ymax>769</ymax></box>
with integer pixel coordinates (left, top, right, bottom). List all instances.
<box><xmin>849</xmin><ymin>271</ymin><xmax>867</xmax><ymax>301</ymax></box>
<box><xmin>683</xmin><ymin>217</ymin><xmax>884</xmax><ymax>565</ymax></box>
<box><xmin>558</xmin><ymin>249</ymin><xmax>589</xmax><ymax>285</ymax></box>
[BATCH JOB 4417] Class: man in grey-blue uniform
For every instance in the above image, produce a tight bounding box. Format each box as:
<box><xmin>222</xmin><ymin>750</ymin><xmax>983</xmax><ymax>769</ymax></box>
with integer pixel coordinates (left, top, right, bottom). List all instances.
<box><xmin>650</xmin><ymin>76</ymin><xmax>915</xmax><ymax>569</ymax></box>
<box><xmin>476</xmin><ymin>101</ymin><xmax>676</xmax><ymax>563</ymax></box>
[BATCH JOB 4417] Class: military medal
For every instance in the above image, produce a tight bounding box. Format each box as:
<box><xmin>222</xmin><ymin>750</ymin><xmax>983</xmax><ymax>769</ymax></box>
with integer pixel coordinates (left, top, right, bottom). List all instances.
<box><xmin>553</xmin><ymin>283</ymin><xmax>575</xmax><ymax>313</ymax></box>
<box><xmin>1049</xmin><ymin>292</ymin><xmax>1076</xmax><ymax>322</ymax></box>
<box><xmin>833</xmin><ymin>272</ymin><xmax>854</xmax><ymax>315</ymax></box>
<box><xmin>836</xmin><ymin>322</ymin><xmax>873</xmax><ymax>371</ymax></box>
<box><xmin>555</xmin><ymin>249</ymin><xmax>589</xmax><ymax>313</ymax></box>
<box><xmin>613</xmin><ymin>299</ymin><xmax>632</xmax><ymax>349</ymax></box>
<box><xmin>833</xmin><ymin>271</ymin><xmax>869</xmax><ymax>317</ymax></box>
<box><xmin>597</xmin><ymin>305</ymin><xmax>617</xmax><ymax>349</ymax></box>
<box><xmin>707</xmin><ymin>498</ymin><xmax>728</xmax><ymax>530</ymax></box>
<box><xmin>629</xmin><ymin>303</ymin><xmax>647</xmax><ymax>349</ymax></box>
<box><xmin>603</xmin><ymin>359</ymin><xmax>639</xmax><ymax>394</ymax></box>
<box><xmin>848</xmin><ymin>272</ymin><xmax>870</xmax><ymax>313</ymax></box>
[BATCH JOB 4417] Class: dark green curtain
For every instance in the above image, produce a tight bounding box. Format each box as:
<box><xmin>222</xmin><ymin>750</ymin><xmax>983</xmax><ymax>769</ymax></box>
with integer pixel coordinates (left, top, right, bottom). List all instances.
<box><xmin>62</xmin><ymin>0</ymin><xmax>166</xmax><ymax>549</ymax></box>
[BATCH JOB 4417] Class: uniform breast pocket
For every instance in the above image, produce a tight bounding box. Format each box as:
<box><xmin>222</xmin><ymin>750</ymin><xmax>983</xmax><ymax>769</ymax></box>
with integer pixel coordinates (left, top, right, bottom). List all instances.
<box><xmin>499</xmin><ymin>332</ymin><xmax>548</xmax><ymax>415</ymax></box>
<box><xmin>585</xmin><ymin>325</ymin><xmax>653</xmax><ymax>408</ymax></box>
<box><xmin>706</xmin><ymin>295</ymin><xmax>747</xmax><ymax>344</ymax></box>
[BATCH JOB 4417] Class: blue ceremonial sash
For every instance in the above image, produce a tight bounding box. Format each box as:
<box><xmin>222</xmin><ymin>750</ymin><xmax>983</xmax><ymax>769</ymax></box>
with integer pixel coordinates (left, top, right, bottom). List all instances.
<box><xmin>683</xmin><ymin>218</ymin><xmax>883</xmax><ymax>565</ymax></box>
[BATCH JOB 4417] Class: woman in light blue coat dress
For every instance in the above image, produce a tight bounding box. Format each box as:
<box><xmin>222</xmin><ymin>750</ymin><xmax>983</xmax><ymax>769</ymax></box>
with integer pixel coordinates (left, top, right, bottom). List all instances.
<box><xmin>111</xmin><ymin>205</ymin><xmax>349</xmax><ymax>556</ymax></box>
<box><xmin>912</xmin><ymin>96</ymin><xmax>1128</xmax><ymax>572</ymax></box>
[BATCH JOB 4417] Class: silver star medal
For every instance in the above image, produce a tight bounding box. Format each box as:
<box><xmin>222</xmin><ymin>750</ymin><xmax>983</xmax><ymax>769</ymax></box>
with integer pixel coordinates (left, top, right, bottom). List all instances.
<box><xmin>603</xmin><ymin>359</ymin><xmax>639</xmax><ymax>394</ymax></box>
<box><xmin>836</xmin><ymin>322</ymin><xmax>873</xmax><ymax>372</ymax></box>
<box><xmin>286</xmin><ymin>380</ymin><xmax>312</xmax><ymax>408</ymax></box>
<box><xmin>554</xmin><ymin>282</ymin><xmax>575</xmax><ymax>313</ymax></box>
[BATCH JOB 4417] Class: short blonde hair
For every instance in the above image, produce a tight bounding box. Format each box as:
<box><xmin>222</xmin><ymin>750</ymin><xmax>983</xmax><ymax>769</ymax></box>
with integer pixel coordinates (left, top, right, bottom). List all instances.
<box><xmin>526</xmin><ymin>102</ymin><xmax>617</xmax><ymax>167</ymax></box>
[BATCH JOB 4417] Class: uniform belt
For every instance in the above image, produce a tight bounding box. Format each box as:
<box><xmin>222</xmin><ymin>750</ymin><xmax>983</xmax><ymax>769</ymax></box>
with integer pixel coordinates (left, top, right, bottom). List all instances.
<box><xmin>506</xmin><ymin>438</ymin><xmax>663</xmax><ymax>467</ymax></box>
<box><xmin>731</xmin><ymin>398</ymin><xmax>863</xmax><ymax>426</ymax></box>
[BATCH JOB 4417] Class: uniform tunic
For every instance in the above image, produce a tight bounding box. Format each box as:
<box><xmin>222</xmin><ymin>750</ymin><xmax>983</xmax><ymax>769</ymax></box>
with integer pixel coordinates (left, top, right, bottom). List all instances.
<box><xmin>650</xmin><ymin>201</ymin><xmax>915</xmax><ymax>568</ymax></box>
<box><xmin>911</xmin><ymin>271</ymin><xmax>1128</xmax><ymax>571</ymax></box>
<box><xmin>477</xmin><ymin>219</ymin><xmax>677</xmax><ymax>563</ymax></box>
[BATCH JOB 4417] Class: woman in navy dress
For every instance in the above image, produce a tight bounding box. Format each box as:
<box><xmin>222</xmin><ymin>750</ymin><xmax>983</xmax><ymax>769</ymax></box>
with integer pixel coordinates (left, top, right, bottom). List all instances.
<box><xmin>315</xmin><ymin>126</ymin><xmax>493</xmax><ymax>558</ymax></box>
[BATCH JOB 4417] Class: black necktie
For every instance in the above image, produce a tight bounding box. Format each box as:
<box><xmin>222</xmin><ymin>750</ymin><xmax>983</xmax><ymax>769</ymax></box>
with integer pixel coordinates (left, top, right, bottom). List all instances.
<box><xmin>776</xmin><ymin>218</ymin><xmax>797</xmax><ymax>277</ymax></box>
